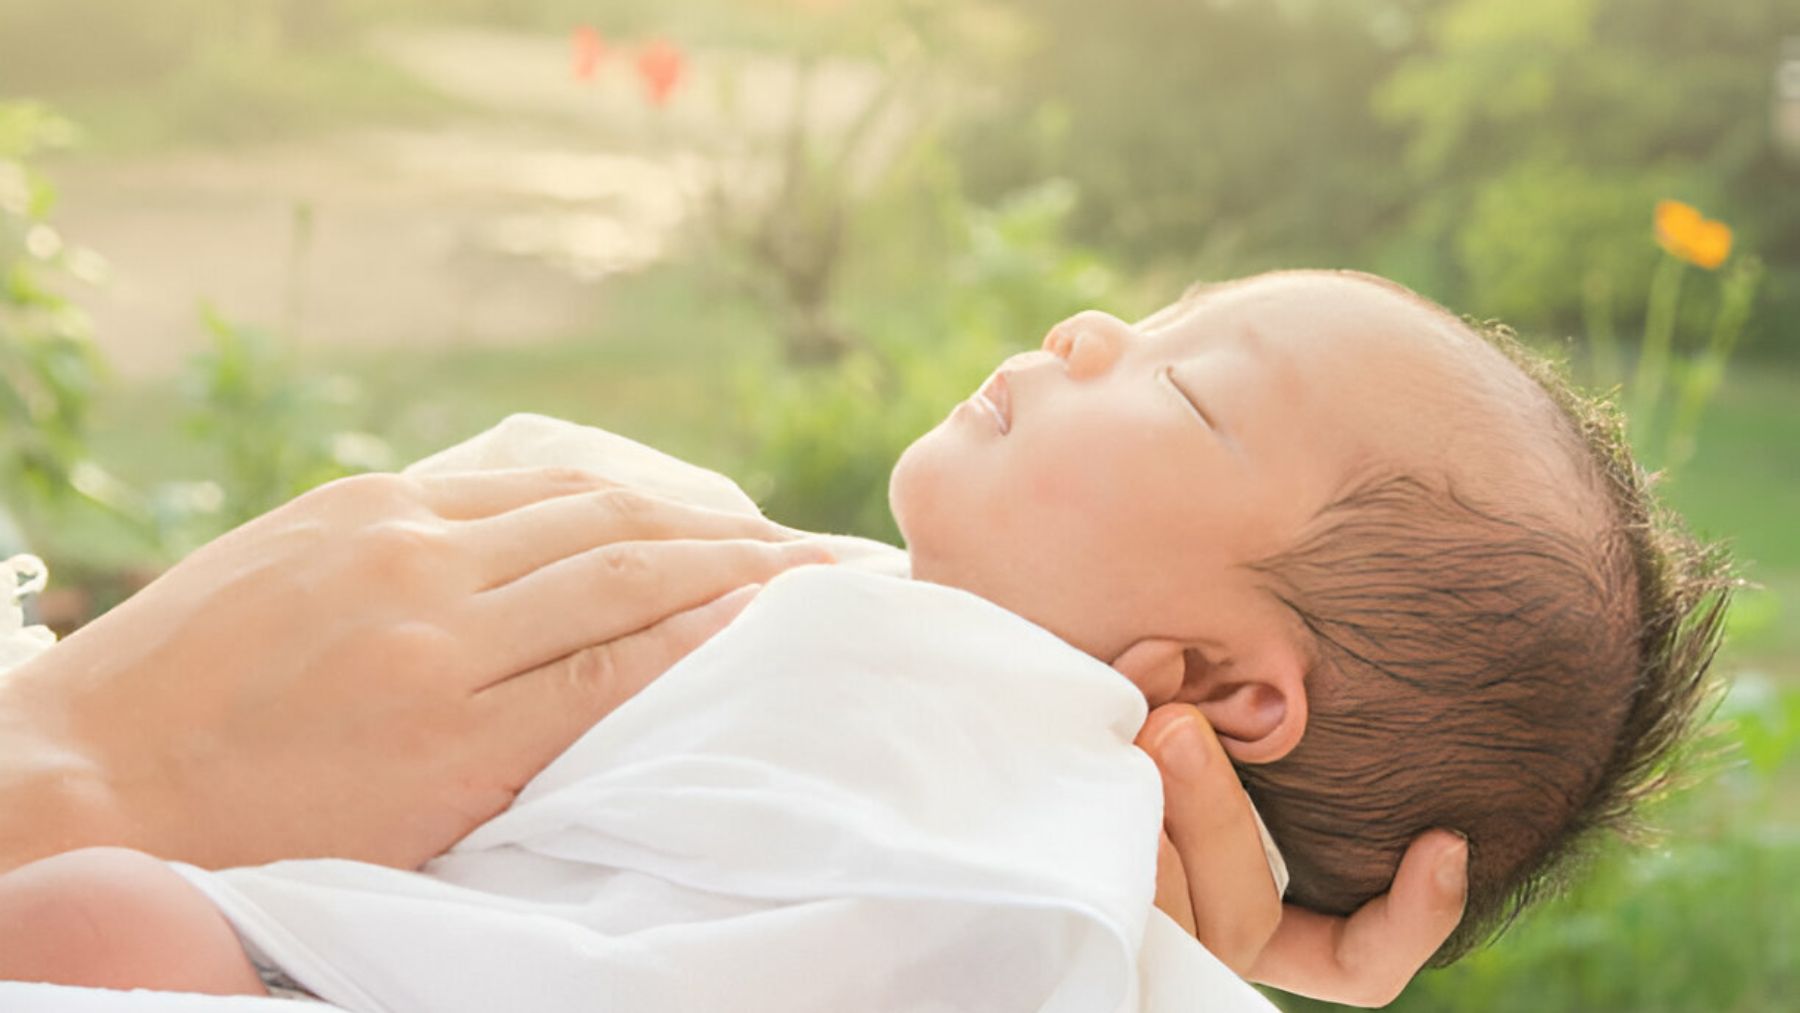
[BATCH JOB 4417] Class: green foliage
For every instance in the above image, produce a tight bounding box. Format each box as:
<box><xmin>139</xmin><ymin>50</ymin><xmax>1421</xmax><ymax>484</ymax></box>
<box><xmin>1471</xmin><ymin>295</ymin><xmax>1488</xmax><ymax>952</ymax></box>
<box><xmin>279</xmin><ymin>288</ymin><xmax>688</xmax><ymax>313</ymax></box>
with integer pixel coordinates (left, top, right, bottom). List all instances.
<box><xmin>0</xmin><ymin>102</ymin><xmax>105</xmax><ymax>508</ymax></box>
<box><xmin>1374</xmin><ymin>0</ymin><xmax>1792</xmax><ymax>335</ymax></box>
<box><xmin>175</xmin><ymin>308</ymin><xmax>389</xmax><ymax>538</ymax></box>
<box><xmin>0</xmin><ymin>101</ymin><xmax>386</xmax><ymax>558</ymax></box>
<box><xmin>1613</xmin><ymin>251</ymin><xmax>1763</xmax><ymax>468</ymax></box>
<box><xmin>962</xmin><ymin>0</ymin><xmax>1419</xmax><ymax>273</ymax></box>
<box><xmin>960</xmin><ymin>0</ymin><xmax>1797</xmax><ymax>349</ymax></box>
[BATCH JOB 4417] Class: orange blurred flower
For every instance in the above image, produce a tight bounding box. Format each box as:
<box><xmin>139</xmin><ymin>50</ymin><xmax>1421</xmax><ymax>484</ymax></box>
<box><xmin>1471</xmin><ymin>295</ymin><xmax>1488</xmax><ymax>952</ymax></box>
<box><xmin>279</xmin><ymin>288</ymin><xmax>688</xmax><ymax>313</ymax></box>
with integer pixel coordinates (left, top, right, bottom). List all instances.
<box><xmin>572</xmin><ymin>26</ymin><xmax>605</xmax><ymax>82</ymax></box>
<box><xmin>635</xmin><ymin>39</ymin><xmax>686</xmax><ymax>107</ymax></box>
<box><xmin>1654</xmin><ymin>200</ymin><xmax>1732</xmax><ymax>270</ymax></box>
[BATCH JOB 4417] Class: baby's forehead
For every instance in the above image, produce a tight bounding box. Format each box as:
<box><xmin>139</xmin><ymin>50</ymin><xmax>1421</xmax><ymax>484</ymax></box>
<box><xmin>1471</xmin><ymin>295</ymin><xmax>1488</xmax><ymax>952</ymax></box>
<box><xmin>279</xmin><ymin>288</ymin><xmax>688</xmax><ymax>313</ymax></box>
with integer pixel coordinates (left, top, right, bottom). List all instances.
<box><xmin>1156</xmin><ymin>271</ymin><xmax>1563</xmax><ymax>481</ymax></box>
<box><xmin>1147</xmin><ymin>272</ymin><xmax>1476</xmax><ymax>370</ymax></box>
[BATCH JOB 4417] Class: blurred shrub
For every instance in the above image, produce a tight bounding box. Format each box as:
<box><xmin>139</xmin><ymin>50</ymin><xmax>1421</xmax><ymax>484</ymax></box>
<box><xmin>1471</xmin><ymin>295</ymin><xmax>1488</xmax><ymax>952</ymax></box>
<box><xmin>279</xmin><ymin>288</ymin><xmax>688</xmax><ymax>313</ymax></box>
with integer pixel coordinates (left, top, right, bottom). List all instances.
<box><xmin>958</xmin><ymin>0</ymin><xmax>1414</xmax><ymax>274</ymax></box>
<box><xmin>0</xmin><ymin>102</ymin><xmax>107</xmax><ymax>512</ymax></box>
<box><xmin>1375</xmin><ymin>0</ymin><xmax>1796</xmax><ymax>340</ymax></box>
<box><xmin>1</xmin><ymin>102</ymin><xmax>385</xmax><ymax>572</ymax></box>
<box><xmin>169</xmin><ymin>307</ymin><xmax>389</xmax><ymax>546</ymax></box>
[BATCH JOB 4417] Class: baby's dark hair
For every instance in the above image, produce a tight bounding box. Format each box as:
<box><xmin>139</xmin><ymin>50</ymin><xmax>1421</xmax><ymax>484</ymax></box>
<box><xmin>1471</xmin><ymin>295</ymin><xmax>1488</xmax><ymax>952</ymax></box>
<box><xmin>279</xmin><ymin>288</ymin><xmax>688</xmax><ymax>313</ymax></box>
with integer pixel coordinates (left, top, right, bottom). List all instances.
<box><xmin>1231</xmin><ymin>282</ymin><xmax>1733</xmax><ymax>965</ymax></box>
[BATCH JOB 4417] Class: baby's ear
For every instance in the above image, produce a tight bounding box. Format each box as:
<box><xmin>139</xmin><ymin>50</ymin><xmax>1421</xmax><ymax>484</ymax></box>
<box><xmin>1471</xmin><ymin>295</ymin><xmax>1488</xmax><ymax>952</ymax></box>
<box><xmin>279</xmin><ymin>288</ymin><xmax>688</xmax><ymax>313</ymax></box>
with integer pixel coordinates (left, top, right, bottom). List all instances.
<box><xmin>1109</xmin><ymin>639</ymin><xmax>1188</xmax><ymax>707</ymax></box>
<box><xmin>1184</xmin><ymin>640</ymin><xmax>1309</xmax><ymax>765</ymax></box>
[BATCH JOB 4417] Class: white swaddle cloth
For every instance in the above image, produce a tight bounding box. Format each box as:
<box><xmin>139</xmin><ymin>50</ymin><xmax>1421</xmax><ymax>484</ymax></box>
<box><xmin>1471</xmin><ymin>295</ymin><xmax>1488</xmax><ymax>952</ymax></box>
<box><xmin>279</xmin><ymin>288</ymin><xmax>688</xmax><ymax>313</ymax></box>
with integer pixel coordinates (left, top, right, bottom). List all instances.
<box><xmin>174</xmin><ymin>564</ymin><xmax>1272</xmax><ymax>1013</ymax></box>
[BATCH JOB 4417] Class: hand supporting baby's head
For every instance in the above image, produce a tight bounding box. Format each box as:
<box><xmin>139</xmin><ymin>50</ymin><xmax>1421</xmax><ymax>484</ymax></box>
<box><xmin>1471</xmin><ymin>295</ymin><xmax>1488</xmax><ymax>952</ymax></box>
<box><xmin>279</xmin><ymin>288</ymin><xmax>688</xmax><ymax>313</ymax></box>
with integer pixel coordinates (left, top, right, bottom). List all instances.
<box><xmin>891</xmin><ymin>270</ymin><xmax>1730</xmax><ymax>965</ymax></box>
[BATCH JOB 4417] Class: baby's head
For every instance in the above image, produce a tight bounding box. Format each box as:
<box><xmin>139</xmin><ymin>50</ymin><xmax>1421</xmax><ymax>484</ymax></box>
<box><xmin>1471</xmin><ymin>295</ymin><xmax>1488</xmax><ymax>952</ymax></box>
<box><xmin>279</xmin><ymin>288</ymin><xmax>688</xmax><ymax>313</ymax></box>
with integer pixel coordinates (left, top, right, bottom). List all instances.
<box><xmin>889</xmin><ymin>270</ymin><xmax>1730</xmax><ymax>962</ymax></box>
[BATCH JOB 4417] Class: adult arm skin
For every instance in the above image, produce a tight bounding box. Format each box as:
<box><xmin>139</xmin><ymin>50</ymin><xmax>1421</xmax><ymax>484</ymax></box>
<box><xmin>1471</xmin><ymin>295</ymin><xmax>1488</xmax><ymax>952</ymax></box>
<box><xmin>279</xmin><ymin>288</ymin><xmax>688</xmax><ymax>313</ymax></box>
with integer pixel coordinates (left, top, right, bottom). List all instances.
<box><xmin>1139</xmin><ymin>704</ymin><xmax>1469</xmax><ymax>1008</ymax></box>
<box><xmin>0</xmin><ymin>468</ymin><xmax>831</xmax><ymax>875</ymax></box>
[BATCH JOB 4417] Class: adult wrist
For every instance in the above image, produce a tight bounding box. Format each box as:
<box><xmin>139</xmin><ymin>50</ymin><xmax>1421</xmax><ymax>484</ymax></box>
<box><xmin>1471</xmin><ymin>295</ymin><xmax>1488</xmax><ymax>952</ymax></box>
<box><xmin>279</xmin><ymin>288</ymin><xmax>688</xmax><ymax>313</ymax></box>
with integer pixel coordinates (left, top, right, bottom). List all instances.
<box><xmin>0</xmin><ymin>657</ymin><xmax>134</xmax><ymax>873</ymax></box>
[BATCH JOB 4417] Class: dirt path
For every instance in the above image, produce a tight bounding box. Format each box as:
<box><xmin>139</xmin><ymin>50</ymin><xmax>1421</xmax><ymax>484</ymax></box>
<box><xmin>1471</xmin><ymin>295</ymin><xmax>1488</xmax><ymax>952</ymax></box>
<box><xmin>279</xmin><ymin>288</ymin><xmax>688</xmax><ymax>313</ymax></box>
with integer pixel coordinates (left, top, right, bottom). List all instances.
<box><xmin>44</xmin><ymin>27</ymin><xmax>885</xmax><ymax>378</ymax></box>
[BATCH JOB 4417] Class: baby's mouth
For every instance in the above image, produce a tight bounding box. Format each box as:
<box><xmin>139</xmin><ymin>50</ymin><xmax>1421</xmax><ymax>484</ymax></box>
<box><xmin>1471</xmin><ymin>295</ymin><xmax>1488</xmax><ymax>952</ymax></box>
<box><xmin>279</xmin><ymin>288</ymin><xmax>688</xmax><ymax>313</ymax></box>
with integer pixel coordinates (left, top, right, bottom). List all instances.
<box><xmin>973</xmin><ymin>372</ymin><xmax>1011</xmax><ymax>435</ymax></box>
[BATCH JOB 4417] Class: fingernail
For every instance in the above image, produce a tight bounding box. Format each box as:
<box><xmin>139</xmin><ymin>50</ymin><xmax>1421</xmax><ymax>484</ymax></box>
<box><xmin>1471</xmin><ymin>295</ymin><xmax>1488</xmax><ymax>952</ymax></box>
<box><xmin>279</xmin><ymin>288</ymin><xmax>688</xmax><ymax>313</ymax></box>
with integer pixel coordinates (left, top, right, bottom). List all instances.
<box><xmin>1151</xmin><ymin>716</ymin><xmax>1207</xmax><ymax>778</ymax></box>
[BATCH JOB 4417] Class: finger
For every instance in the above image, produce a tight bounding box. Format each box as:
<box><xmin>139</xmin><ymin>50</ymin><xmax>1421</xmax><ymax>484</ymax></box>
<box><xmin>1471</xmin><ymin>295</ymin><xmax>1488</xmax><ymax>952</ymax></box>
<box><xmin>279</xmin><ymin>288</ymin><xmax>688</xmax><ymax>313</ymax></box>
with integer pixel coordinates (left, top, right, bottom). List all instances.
<box><xmin>472</xmin><ymin>537</ymin><xmax>833</xmax><ymax>682</ymax></box>
<box><xmin>1153</xmin><ymin>831</ymin><xmax>1198</xmax><ymax>936</ymax></box>
<box><xmin>411</xmin><ymin>468</ymin><xmax>614</xmax><ymax>520</ymax></box>
<box><xmin>1250</xmin><ymin>830</ymin><xmax>1468</xmax><ymax>1006</ymax></box>
<box><xmin>1137</xmin><ymin>704</ymin><xmax>1283</xmax><ymax>978</ymax></box>
<box><xmin>461</xmin><ymin>489</ymin><xmax>793</xmax><ymax>588</ymax></box>
<box><xmin>476</xmin><ymin>581</ymin><xmax>765</xmax><ymax>789</ymax></box>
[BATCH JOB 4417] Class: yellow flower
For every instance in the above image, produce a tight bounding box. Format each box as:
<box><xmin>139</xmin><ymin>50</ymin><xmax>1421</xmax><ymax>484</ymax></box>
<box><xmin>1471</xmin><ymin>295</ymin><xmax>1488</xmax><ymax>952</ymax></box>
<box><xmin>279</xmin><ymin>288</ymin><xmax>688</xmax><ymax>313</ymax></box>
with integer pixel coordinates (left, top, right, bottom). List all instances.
<box><xmin>1654</xmin><ymin>199</ymin><xmax>1732</xmax><ymax>270</ymax></box>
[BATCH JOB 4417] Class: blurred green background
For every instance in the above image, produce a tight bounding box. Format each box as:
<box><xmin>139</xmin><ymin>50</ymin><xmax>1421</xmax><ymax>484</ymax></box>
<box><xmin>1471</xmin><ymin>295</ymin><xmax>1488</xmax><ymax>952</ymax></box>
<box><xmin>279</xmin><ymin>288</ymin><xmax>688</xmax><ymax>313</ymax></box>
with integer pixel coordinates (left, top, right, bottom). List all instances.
<box><xmin>1</xmin><ymin>1</ymin><xmax>1795</xmax><ymax>1009</ymax></box>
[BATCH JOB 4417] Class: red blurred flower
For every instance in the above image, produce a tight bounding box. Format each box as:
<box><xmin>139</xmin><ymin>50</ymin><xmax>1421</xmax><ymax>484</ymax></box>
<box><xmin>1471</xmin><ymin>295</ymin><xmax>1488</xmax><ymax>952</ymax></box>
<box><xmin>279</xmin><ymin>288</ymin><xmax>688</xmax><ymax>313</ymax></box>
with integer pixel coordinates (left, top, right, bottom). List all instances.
<box><xmin>635</xmin><ymin>39</ymin><xmax>686</xmax><ymax>107</ymax></box>
<box><xmin>572</xmin><ymin>26</ymin><xmax>605</xmax><ymax>82</ymax></box>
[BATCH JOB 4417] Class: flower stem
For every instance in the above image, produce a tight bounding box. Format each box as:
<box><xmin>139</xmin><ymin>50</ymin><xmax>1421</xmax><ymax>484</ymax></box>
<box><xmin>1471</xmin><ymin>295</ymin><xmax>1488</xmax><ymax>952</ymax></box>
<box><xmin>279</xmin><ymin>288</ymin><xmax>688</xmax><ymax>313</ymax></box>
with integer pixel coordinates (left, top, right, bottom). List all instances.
<box><xmin>1583</xmin><ymin>271</ymin><xmax>1621</xmax><ymax>389</ymax></box>
<box><xmin>1664</xmin><ymin>257</ymin><xmax>1763</xmax><ymax>467</ymax></box>
<box><xmin>1628</xmin><ymin>253</ymin><xmax>1686</xmax><ymax>450</ymax></box>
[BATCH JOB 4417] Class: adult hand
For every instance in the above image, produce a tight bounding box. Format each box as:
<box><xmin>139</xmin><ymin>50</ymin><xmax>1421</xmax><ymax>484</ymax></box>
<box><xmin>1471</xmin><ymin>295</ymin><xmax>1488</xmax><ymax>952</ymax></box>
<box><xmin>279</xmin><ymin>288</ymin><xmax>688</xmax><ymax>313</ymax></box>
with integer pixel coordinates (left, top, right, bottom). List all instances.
<box><xmin>0</xmin><ymin>469</ymin><xmax>830</xmax><ymax>875</ymax></box>
<box><xmin>1137</xmin><ymin>704</ymin><xmax>1469</xmax><ymax>1008</ymax></box>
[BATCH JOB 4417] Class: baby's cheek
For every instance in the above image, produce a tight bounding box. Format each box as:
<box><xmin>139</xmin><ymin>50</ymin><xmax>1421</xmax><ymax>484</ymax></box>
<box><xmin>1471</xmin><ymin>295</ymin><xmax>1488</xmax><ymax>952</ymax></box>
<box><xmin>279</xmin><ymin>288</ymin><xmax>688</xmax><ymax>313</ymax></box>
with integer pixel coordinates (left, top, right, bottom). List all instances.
<box><xmin>1021</xmin><ymin>453</ymin><xmax>1158</xmax><ymax>541</ymax></box>
<box><xmin>1022</xmin><ymin>466</ymin><xmax>1085</xmax><ymax>509</ymax></box>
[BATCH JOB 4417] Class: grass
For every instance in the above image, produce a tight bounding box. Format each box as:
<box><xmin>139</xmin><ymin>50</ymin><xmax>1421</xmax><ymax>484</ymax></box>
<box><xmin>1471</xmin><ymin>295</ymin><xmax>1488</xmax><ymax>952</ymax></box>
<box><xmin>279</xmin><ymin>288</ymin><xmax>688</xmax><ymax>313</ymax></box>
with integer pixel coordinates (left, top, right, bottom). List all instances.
<box><xmin>38</xmin><ymin>40</ymin><xmax>461</xmax><ymax>154</ymax></box>
<box><xmin>1646</xmin><ymin>362</ymin><xmax>1800</xmax><ymax>666</ymax></box>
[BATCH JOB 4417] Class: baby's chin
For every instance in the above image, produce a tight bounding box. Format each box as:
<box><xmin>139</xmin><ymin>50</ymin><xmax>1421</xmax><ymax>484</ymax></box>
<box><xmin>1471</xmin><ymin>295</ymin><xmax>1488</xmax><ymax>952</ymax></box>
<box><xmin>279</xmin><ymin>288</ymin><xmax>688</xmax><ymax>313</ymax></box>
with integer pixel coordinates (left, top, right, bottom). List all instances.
<box><xmin>886</xmin><ymin>449</ymin><xmax>983</xmax><ymax>592</ymax></box>
<box><xmin>886</xmin><ymin>434</ymin><xmax>940</xmax><ymax>557</ymax></box>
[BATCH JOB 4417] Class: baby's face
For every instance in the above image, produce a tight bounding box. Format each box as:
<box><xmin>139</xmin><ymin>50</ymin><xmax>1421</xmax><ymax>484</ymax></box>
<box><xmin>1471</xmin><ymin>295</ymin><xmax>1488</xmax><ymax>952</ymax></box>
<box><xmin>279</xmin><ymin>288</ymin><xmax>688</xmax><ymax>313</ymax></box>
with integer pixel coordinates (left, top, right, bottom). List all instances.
<box><xmin>890</xmin><ymin>272</ymin><xmax>1503</xmax><ymax>700</ymax></box>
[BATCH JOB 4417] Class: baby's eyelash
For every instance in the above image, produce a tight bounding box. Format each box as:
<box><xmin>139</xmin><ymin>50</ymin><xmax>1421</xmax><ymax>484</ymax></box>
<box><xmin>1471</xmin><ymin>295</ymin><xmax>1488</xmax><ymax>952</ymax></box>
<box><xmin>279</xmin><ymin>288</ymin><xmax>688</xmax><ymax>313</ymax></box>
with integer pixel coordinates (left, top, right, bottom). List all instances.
<box><xmin>1159</xmin><ymin>365</ymin><xmax>1215</xmax><ymax>429</ymax></box>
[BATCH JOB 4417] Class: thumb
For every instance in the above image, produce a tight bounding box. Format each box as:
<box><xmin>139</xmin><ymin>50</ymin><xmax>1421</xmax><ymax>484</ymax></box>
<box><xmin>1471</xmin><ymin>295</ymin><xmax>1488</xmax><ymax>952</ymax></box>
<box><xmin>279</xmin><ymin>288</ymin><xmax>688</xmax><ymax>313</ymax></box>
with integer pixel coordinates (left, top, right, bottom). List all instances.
<box><xmin>1137</xmin><ymin>704</ymin><xmax>1283</xmax><ymax>977</ymax></box>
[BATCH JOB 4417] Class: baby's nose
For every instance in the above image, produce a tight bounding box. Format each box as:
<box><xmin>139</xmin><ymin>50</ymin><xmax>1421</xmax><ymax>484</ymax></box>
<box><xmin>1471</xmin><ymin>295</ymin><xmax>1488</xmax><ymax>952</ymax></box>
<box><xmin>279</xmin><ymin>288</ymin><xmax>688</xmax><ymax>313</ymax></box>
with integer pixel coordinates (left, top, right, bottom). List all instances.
<box><xmin>1043</xmin><ymin>310</ymin><xmax>1134</xmax><ymax>380</ymax></box>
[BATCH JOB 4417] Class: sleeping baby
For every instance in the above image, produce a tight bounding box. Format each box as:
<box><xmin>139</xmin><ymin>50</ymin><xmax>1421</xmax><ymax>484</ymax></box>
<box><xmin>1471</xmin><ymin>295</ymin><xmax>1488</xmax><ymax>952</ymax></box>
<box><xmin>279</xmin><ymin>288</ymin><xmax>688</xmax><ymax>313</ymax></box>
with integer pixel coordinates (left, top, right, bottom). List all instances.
<box><xmin>0</xmin><ymin>270</ymin><xmax>1726</xmax><ymax>1009</ymax></box>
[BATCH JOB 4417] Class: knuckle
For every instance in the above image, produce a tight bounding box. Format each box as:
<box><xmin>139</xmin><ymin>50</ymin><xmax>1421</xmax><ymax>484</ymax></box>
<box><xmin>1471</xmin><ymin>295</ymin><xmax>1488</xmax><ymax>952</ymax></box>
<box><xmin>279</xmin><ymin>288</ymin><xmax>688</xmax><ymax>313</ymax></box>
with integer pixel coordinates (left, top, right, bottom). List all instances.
<box><xmin>595</xmin><ymin>542</ymin><xmax>654</xmax><ymax>582</ymax></box>
<box><xmin>596</xmin><ymin>488</ymin><xmax>661</xmax><ymax>530</ymax></box>
<box><xmin>351</xmin><ymin>521</ymin><xmax>451</xmax><ymax>585</ymax></box>
<box><xmin>538</xmin><ymin>465</ymin><xmax>605</xmax><ymax>488</ymax></box>
<box><xmin>563</xmin><ymin>644</ymin><xmax>622</xmax><ymax>699</ymax></box>
<box><xmin>305</xmin><ymin>472</ymin><xmax>420</xmax><ymax>517</ymax></box>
